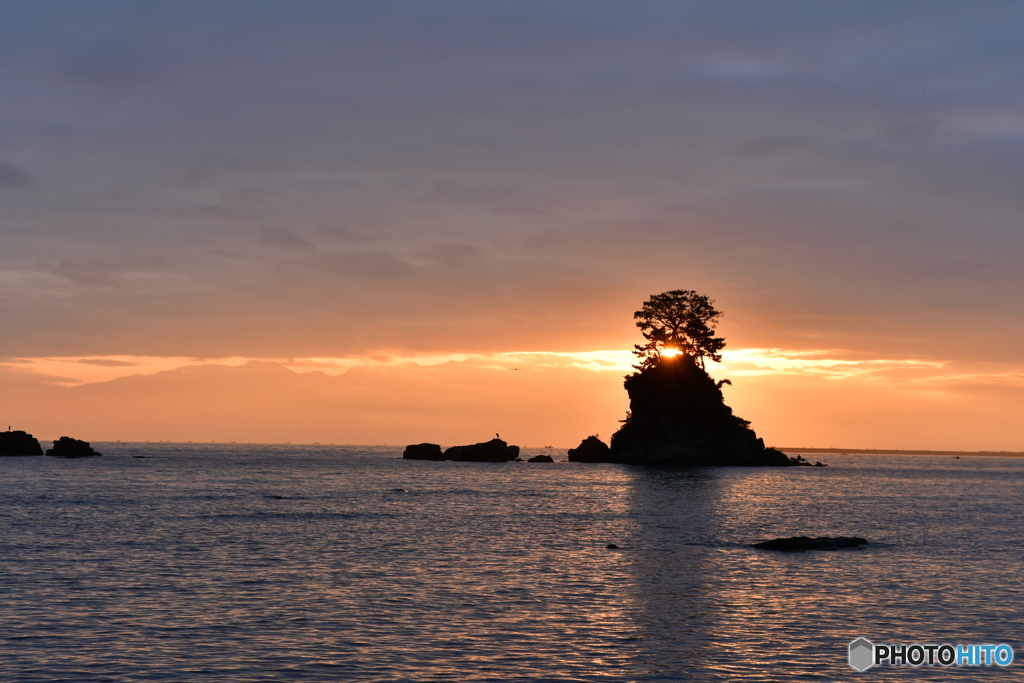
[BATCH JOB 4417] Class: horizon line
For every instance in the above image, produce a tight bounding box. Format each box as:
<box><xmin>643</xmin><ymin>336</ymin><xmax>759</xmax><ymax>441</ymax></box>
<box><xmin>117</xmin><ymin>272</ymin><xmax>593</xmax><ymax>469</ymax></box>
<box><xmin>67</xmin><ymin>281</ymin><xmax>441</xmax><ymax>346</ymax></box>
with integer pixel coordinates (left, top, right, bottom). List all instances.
<box><xmin>19</xmin><ymin>440</ymin><xmax>1024</xmax><ymax>457</ymax></box>
<box><xmin>780</xmin><ymin>447</ymin><xmax>1024</xmax><ymax>457</ymax></box>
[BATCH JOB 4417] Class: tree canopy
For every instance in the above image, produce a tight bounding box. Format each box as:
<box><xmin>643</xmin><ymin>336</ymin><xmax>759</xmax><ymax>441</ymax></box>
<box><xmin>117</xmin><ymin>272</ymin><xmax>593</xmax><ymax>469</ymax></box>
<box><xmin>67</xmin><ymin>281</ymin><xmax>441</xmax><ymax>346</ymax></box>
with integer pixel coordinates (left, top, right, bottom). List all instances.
<box><xmin>633</xmin><ymin>289</ymin><xmax>726</xmax><ymax>369</ymax></box>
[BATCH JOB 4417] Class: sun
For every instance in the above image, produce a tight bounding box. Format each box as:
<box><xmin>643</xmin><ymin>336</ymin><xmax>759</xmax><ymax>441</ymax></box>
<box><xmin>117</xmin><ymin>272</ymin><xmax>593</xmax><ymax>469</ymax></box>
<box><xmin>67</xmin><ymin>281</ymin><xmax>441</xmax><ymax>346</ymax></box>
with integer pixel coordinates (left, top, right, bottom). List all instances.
<box><xmin>661</xmin><ymin>347</ymin><xmax>682</xmax><ymax>358</ymax></box>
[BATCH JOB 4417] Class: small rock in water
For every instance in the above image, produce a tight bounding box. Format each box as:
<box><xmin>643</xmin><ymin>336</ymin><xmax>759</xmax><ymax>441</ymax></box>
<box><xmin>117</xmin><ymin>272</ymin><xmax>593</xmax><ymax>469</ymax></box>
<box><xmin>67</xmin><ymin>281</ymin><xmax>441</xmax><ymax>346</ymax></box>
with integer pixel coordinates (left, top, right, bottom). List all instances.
<box><xmin>752</xmin><ymin>536</ymin><xmax>868</xmax><ymax>551</ymax></box>
<box><xmin>0</xmin><ymin>430</ymin><xmax>44</xmax><ymax>456</ymax></box>
<box><xmin>605</xmin><ymin>543</ymin><xmax>620</xmax><ymax>550</ymax></box>
<box><xmin>405</xmin><ymin>439</ymin><xmax>520</xmax><ymax>462</ymax></box>
<box><xmin>444</xmin><ymin>438</ymin><xmax>519</xmax><ymax>462</ymax></box>
<box><xmin>132</xmin><ymin>455</ymin><xmax>146</xmax><ymax>459</ymax></box>
<box><xmin>403</xmin><ymin>443</ymin><xmax>444</xmax><ymax>460</ymax></box>
<box><xmin>567</xmin><ymin>435</ymin><xmax>612</xmax><ymax>463</ymax></box>
<box><xmin>46</xmin><ymin>436</ymin><xmax>101</xmax><ymax>458</ymax></box>
<box><xmin>391</xmin><ymin>488</ymin><xmax>408</xmax><ymax>493</ymax></box>
<box><xmin>527</xmin><ymin>454</ymin><xmax>554</xmax><ymax>463</ymax></box>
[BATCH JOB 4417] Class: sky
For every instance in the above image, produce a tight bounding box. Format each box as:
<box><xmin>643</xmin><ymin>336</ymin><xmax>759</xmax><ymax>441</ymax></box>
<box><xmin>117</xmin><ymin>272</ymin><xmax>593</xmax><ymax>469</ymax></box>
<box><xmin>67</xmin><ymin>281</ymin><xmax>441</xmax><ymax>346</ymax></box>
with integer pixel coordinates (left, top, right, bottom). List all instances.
<box><xmin>2</xmin><ymin>1</ymin><xmax>1023</xmax><ymax>449</ymax></box>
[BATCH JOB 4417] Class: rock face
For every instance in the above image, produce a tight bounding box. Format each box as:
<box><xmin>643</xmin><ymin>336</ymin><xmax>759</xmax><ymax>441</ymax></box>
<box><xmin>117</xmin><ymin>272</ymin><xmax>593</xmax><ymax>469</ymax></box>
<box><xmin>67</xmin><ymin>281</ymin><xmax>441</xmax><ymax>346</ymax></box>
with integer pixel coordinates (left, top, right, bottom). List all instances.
<box><xmin>527</xmin><ymin>454</ymin><xmax>554</xmax><ymax>463</ymax></box>
<box><xmin>609</xmin><ymin>354</ymin><xmax>796</xmax><ymax>466</ymax></box>
<box><xmin>46</xmin><ymin>436</ymin><xmax>102</xmax><ymax>458</ymax></box>
<box><xmin>752</xmin><ymin>536</ymin><xmax>868</xmax><ymax>551</ymax></box>
<box><xmin>0</xmin><ymin>430</ymin><xmax>44</xmax><ymax>456</ymax></box>
<box><xmin>444</xmin><ymin>438</ymin><xmax>519</xmax><ymax>462</ymax></box>
<box><xmin>403</xmin><ymin>443</ymin><xmax>445</xmax><ymax>460</ymax></box>
<box><xmin>567</xmin><ymin>436</ymin><xmax>612</xmax><ymax>462</ymax></box>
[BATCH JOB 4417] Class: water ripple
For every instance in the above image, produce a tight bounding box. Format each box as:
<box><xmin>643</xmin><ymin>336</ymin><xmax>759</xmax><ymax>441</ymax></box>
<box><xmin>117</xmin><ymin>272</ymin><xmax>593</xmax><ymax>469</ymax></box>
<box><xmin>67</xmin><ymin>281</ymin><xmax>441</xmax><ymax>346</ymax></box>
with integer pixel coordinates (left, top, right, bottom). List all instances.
<box><xmin>1</xmin><ymin>447</ymin><xmax>1021</xmax><ymax>680</ymax></box>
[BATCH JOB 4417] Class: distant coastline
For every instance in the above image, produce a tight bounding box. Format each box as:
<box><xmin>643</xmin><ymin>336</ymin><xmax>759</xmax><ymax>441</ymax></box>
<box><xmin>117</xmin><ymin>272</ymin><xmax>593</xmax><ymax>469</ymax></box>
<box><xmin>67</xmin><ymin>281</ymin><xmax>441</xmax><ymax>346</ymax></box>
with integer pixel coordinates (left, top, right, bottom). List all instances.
<box><xmin>782</xmin><ymin>447</ymin><xmax>1024</xmax><ymax>458</ymax></box>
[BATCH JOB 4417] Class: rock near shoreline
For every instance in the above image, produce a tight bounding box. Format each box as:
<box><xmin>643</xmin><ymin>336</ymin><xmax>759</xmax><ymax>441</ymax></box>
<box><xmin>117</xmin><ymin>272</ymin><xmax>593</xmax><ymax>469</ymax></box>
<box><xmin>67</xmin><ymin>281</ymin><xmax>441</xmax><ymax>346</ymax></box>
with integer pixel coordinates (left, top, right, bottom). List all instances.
<box><xmin>567</xmin><ymin>435</ymin><xmax>612</xmax><ymax>463</ymax></box>
<box><xmin>404</xmin><ymin>438</ymin><xmax>519</xmax><ymax>462</ymax></box>
<box><xmin>402</xmin><ymin>443</ymin><xmax>445</xmax><ymax>460</ymax></box>
<box><xmin>752</xmin><ymin>536</ymin><xmax>868</xmax><ymax>551</ymax></box>
<box><xmin>606</xmin><ymin>355</ymin><xmax>805</xmax><ymax>467</ymax></box>
<box><xmin>0</xmin><ymin>430</ymin><xmax>44</xmax><ymax>456</ymax></box>
<box><xmin>46</xmin><ymin>436</ymin><xmax>102</xmax><ymax>458</ymax></box>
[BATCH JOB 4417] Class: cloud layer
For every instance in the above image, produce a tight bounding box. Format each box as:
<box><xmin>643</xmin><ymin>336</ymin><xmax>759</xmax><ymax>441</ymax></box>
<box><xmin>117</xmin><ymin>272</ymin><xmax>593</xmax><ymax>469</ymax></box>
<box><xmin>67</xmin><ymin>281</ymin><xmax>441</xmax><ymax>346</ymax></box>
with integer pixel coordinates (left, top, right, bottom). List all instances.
<box><xmin>1</xmin><ymin>2</ymin><xmax>1022</xmax><ymax>447</ymax></box>
<box><xmin>3</xmin><ymin>348</ymin><xmax>1022</xmax><ymax>449</ymax></box>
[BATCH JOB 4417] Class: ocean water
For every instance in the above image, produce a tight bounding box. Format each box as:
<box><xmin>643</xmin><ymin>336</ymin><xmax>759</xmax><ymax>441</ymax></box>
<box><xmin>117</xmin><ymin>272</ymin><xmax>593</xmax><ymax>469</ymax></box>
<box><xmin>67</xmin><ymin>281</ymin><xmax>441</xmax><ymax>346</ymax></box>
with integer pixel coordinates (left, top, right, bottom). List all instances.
<box><xmin>2</xmin><ymin>445</ymin><xmax>1022</xmax><ymax>681</ymax></box>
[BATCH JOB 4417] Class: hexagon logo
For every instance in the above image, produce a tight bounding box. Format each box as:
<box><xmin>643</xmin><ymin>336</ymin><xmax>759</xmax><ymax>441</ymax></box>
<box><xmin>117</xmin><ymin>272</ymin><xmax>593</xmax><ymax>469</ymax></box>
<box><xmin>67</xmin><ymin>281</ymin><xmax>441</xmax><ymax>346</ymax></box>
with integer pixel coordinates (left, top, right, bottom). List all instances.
<box><xmin>849</xmin><ymin>638</ymin><xmax>874</xmax><ymax>671</ymax></box>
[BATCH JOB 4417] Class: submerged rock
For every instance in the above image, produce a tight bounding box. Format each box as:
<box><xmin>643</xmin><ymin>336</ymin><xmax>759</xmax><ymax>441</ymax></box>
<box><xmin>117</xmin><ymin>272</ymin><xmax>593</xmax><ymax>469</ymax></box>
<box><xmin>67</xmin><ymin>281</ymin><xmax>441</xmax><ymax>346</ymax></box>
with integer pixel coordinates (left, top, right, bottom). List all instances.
<box><xmin>403</xmin><ymin>443</ymin><xmax>445</xmax><ymax>460</ymax></box>
<box><xmin>567</xmin><ymin>435</ymin><xmax>612</xmax><ymax>463</ymax></box>
<box><xmin>786</xmin><ymin>454</ymin><xmax>829</xmax><ymax>467</ymax></box>
<box><xmin>0</xmin><ymin>430</ymin><xmax>44</xmax><ymax>456</ymax></box>
<box><xmin>527</xmin><ymin>454</ymin><xmax>554</xmax><ymax>463</ymax></box>
<box><xmin>752</xmin><ymin>536</ymin><xmax>868</xmax><ymax>551</ymax></box>
<box><xmin>609</xmin><ymin>354</ymin><xmax>799</xmax><ymax>467</ymax></box>
<box><xmin>46</xmin><ymin>436</ymin><xmax>101</xmax><ymax>458</ymax></box>
<box><xmin>444</xmin><ymin>438</ymin><xmax>519</xmax><ymax>462</ymax></box>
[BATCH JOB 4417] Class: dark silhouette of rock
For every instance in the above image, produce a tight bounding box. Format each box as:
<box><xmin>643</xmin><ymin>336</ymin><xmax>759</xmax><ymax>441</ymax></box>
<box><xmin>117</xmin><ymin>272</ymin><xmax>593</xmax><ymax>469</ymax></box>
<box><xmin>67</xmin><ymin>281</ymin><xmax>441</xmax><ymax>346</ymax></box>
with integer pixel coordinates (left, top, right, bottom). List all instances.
<box><xmin>605</xmin><ymin>544</ymin><xmax>620</xmax><ymax>549</ymax></box>
<box><xmin>786</xmin><ymin>454</ymin><xmax>829</xmax><ymax>467</ymax></box>
<box><xmin>752</xmin><ymin>536</ymin><xmax>868</xmax><ymax>551</ymax></box>
<box><xmin>444</xmin><ymin>438</ymin><xmax>519</xmax><ymax>462</ymax></box>
<box><xmin>0</xmin><ymin>430</ymin><xmax>43</xmax><ymax>456</ymax></box>
<box><xmin>567</xmin><ymin>435</ymin><xmax>612</xmax><ymax>462</ymax></box>
<box><xmin>45</xmin><ymin>436</ymin><xmax>101</xmax><ymax>458</ymax></box>
<box><xmin>403</xmin><ymin>443</ymin><xmax>444</xmax><ymax>460</ymax></box>
<box><xmin>527</xmin><ymin>454</ymin><xmax>554</xmax><ymax>463</ymax></box>
<box><xmin>609</xmin><ymin>354</ymin><xmax>803</xmax><ymax>467</ymax></box>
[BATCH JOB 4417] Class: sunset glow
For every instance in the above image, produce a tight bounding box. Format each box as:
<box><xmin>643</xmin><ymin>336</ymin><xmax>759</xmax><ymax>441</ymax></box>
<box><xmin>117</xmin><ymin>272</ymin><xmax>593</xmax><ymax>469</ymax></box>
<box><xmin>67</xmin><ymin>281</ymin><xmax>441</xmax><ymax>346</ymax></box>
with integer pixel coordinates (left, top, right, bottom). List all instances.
<box><xmin>2</xmin><ymin>347</ymin><xmax>961</xmax><ymax>386</ymax></box>
<box><xmin>4</xmin><ymin>346</ymin><xmax>1022</xmax><ymax>450</ymax></box>
<box><xmin>4</xmin><ymin>7</ymin><xmax>1024</xmax><ymax>683</ymax></box>
<box><xmin>1</xmin><ymin>2</ymin><xmax>1022</xmax><ymax>452</ymax></box>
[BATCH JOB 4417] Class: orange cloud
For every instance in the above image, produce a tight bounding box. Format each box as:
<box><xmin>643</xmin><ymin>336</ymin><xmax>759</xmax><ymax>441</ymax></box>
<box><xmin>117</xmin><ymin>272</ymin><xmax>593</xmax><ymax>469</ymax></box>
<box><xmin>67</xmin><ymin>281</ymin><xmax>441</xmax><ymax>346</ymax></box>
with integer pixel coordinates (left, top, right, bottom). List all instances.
<box><xmin>3</xmin><ymin>349</ymin><xmax>1023</xmax><ymax>451</ymax></box>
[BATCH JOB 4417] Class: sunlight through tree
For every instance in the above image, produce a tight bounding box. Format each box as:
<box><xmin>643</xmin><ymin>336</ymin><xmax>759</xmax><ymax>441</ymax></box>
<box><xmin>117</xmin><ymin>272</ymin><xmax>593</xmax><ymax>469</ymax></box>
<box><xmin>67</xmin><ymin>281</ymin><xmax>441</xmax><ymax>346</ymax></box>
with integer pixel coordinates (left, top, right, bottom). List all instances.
<box><xmin>633</xmin><ymin>290</ymin><xmax>726</xmax><ymax>370</ymax></box>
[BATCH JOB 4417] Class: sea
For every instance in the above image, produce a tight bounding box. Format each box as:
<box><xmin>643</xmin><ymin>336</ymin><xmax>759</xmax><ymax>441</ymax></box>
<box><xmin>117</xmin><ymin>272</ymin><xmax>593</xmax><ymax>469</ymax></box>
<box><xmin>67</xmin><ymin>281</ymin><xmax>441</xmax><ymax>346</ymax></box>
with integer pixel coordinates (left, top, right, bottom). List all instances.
<box><xmin>2</xmin><ymin>444</ymin><xmax>1022</xmax><ymax>681</ymax></box>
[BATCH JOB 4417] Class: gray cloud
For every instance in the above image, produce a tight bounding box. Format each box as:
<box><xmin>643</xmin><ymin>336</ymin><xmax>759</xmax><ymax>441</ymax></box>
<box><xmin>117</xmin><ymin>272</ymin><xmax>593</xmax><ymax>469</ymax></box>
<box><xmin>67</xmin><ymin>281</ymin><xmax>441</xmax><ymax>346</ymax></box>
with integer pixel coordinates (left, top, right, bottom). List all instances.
<box><xmin>878</xmin><ymin>120</ymin><xmax>940</xmax><ymax>146</ymax></box>
<box><xmin>422</xmin><ymin>181</ymin><xmax>546</xmax><ymax>215</ymax></box>
<box><xmin>315</xmin><ymin>225</ymin><xmax>387</xmax><ymax>243</ymax></box>
<box><xmin>0</xmin><ymin>1</ymin><xmax>1022</xmax><ymax>363</ymax></box>
<box><xmin>736</xmin><ymin>136</ymin><xmax>813</xmax><ymax>158</ymax></box>
<box><xmin>259</xmin><ymin>227</ymin><xmax>315</xmax><ymax>251</ymax></box>
<box><xmin>311</xmin><ymin>251</ymin><xmax>416</xmax><ymax>281</ymax></box>
<box><xmin>169</xmin><ymin>205</ymin><xmax>247</xmax><ymax>219</ymax></box>
<box><xmin>0</xmin><ymin>163</ymin><xmax>33</xmax><ymax>188</ymax></box>
<box><xmin>416</xmin><ymin>243</ymin><xmax>483</xmax><ymax>268</ymax></box>
<box><xmin>42</xmin><ymin>255</ymin><xmax>168</xmax><ymax>288</ymax></box>
<box><xmin>78</xmin><ymin>358</ymin><xmax>140</xmax><ymax>367</ymax></box>
<box><xmin>60</xmin><ymin>39</ymin><xmax>166</xmax><ymax>90</ymax></box>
